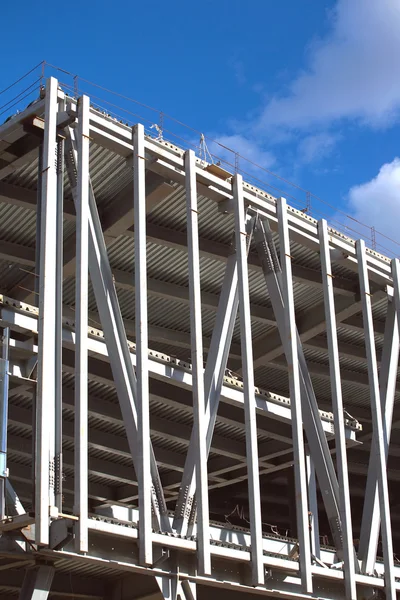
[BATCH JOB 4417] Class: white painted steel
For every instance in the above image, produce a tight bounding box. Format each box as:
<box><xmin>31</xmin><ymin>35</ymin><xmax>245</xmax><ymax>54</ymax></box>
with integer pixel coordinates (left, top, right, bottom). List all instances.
<box><xmin>305</xmin><ymin>453</ymin><xmax>320</xmax><ymax>559</ymax></box>
<box><xmin>358</xmin><ymin>296</ymin><xmax>398</xmax><ymax>573</ymax></box>
<box><xmin>356</xmin><ymin>239</ymin><xmax>395</xmax><ymax>600</ymax></box>
<box><xmin>74</xmin><ymin>94</ymin><xmax>90</xmax><ymax>553</ymax></box>
<box><xmin>233</xmin><ymin>174</ymin><xmax>264</xmax><ymax>586</ymax></box>
<box><xmin>35</xmin><ymin>77</ymin><xmax>58</xmax><ymax>546</ymax></box>
<box><xmin>318</xmin><ymin>219</ymin><xmax>356</xmax><ymax>600</ymax></box>
<box><xmin>277</xmin><ymin>198</ymin><xmax>312</xmax><ymax>593</ymax></box>
<box><xmin>134</xmin><ymin>123</ymin><xmax>152</xmax><ymax>566</ymax></box>
<box><xmin>55</xmin><ymin>115</ymin><xmax>64</xmax><ymax>513</ymax></box>
<box><xmin>64</xmin><ymin>127</ymin><xmax>170</xmax><ymax>534</ymax></box>
<box><xmin>184</xmin><ymin>149</ymin><xmax>211</xmax><ymax>574</ymax></box>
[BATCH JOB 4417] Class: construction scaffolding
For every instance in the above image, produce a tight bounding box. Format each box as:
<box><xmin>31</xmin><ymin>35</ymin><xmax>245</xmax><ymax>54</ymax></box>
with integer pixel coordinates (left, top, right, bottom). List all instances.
<box><xmin>0</xmin><ymin>76</ymin><xmax>399</xmax><ymax>600</ymax></box>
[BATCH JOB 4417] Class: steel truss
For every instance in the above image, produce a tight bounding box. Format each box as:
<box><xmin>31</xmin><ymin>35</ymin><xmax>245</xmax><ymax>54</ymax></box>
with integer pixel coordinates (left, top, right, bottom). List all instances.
<box><xmin>0</xmin><ymin>77</ymin><xmax>399</xmax><ymax>600</ymax></box>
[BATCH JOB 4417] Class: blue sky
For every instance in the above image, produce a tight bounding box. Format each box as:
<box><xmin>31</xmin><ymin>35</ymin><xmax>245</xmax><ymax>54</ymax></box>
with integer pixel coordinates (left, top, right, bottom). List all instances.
<box><xmin>1</xmin><ymin>0</ymin><xmax>400</xmax><ymax>255</ymax></box>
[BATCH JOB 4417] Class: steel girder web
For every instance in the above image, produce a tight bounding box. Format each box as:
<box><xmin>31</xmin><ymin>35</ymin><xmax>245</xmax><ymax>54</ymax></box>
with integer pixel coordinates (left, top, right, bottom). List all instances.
<box><xmin>253</xmin><ymin>214</ymin><xmax>345</xmax><ymax>558</ymax></box>
<box><xmin>64</xmin><ymin>126</ymin><xmax>171</xmax><ymax>537</ymax></box>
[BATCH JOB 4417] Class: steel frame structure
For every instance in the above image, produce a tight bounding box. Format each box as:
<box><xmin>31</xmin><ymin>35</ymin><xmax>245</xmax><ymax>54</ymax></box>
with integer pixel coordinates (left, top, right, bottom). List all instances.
<box><xmin>0</xmin><ymin>77</ymin><xmax>399</xmax><ymax>600</ymax></box>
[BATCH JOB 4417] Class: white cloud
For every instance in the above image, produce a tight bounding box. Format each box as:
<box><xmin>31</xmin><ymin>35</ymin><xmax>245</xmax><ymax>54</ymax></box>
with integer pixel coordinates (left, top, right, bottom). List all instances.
<box><xmin>202</xmin><ymin>1</ymin><xmax>400</xmax><ymax>191</ymax></box>
<box><xmin>259</xmin><ymin>0</ymin><xmax>400</xmax><ymax>130</ymax></box>
<box><xmin>297</xmin><ymin>132</ymin><xmax>340</xmax><ymax>164</ymax></box>
<box><xmin>345</xmin><ymin>158</ymin><xmax>400</xmax><ymax>255</ymax></box>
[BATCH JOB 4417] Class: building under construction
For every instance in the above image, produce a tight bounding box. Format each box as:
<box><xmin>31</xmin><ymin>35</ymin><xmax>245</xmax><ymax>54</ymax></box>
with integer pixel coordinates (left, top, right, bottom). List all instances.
<box><xmin>0</xmin><ymin>74</ymin><xmax>399</xmax><ymax>600</ymax></box>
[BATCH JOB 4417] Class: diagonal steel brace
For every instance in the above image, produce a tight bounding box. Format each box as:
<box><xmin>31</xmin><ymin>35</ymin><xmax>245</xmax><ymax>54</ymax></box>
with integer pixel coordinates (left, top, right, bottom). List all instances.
<box><xmin>173</xmin><ymin>216</ymin><xmax>255</xmax><ymax>535</ymax></box>
<box><xmin>64</xmin><ymin>127</ymin><xmax>171</xmax><ymax>533</ymax></box>
<box><xmin>253</xmin><ymin>215</ymin><xmax>344</xmax><ymax>556</ymax></box>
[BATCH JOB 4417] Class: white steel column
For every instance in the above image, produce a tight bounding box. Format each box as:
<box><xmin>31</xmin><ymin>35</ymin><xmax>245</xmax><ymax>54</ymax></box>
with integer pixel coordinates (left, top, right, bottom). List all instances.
<box><xmin>0</xmin><ymin>327</ymin><xmax>9</xmax><ymax>520</ymax></box>
<box><xmin>185</xmin><ymin>149</ymin><xmax>211</xmax><ymax>574</ymax></box>
<box><xmin>35</xmin><ymin>76</ymin><xmax>58</xmax><ymax>546</ymax></box>
<box><xmin>277</xmin><ymin>197</ymin><xmax>312</xmax><ymax>593</ymax></box>
<box><xmin>233</xmin><ymin>174</ymin><xmax>264</xmax><ymax>587</ymax></box>
<box><xmin>55</xmin><ymin>113</ymin><xmax>64</xmax><ymax>513</ymax></box>
<box><xmin>74</xmin><ymin>94</ymin><xmax>90</xmax><ymax>553</ymax></box>
<box><xmin>356</xmin><ymin>239</ymin><xmax>395</xmax><ymax>600</ymax></box>
<box><xmin>318</xmin><ymin>219</ymin><xmax>356</xmax><ymax>600</ymax></box>
<box><xmin>133</xmin><ymin>123</ymin><xmax>152</xmax><ymax>566</ymax></box>
<box><xmin>358</xmin><ymin>295</ymin><xmax>398</xmax><ymax>574</ymax></box>
<box><xmin>306</xmin><ymin>452</ymin><xmax>320</xmax><ymax>559</ymax></box>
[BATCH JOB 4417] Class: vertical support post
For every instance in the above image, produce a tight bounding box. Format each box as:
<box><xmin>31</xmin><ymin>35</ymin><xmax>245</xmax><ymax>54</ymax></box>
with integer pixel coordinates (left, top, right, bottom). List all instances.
<box><xmin>74</xmin><ymin>94</ymin><xmax>89</xmax><ymax>553</ymax></box>
<box><xmin>358</xmin><ymin>297</ymin><xmax>398</xmax><ymax>573</ymax></box>
<box><xmin>356</xmin><ymin>239</ymin><xmax>395</xmax><ymax>600</ymax></box>
<box><xmin>185</xmin><ymin>149</ymin><xmax>211</xmax><ymax>575</ymax></box>
<box><xmin>318</xmin><ymin>219</ymin><xmax>356</xmax><ymax>599</ymax></box>
<box><xmin>233</xmin><ymin>174</ymin><xmax>264</xmax><ymax>587</ymax></box>
<box><xmin>55</xmin><ymin>117</ymin><xmax>64</xmax><ymax>513</ymax></box>
<box><xmin>276</xmin><ymin>197</ymin><xmax>312</xmax><ymax>593</ymax></box>
<box><xmin>0</xmin><ymin>328</ymin><xmax>9</xmax><ymax>520</ymax></box>
<box><xmin>286</xmin><ymin>467</ymin><xmax>297</xmax><ymax>538</ymax></box>
<box><xmin>32</xmin><ymin>143</ymin><xmax>43</xmax><ymax>508</ymax></box>
<box><xmin>306</xmin><ymin>452</ymin><xmax>320</xmax><ymax>560</ymax></box>
<box><xmin>35</xmin><ymin>77</ymin><xmax>58</xmax><ymax>546</ymax></box>
<box><xmin>133</xmin><ymin>123</ymin><xmax>152</xmax><ymax>566</ymax></box>
<box><xmin>35</xmin><ymin>144</ymin><xmax>43</xmax><ymax>306</ymax></box>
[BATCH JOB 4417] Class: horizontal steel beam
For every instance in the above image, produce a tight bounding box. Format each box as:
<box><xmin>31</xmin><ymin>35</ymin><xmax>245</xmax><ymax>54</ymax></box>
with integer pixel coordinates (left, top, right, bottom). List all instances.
<box><xmin>33</xmin><ymin>510</ymin><xmax>400</xmax><ymax>596</ymax></box>
<box><xmin>252</xmin><ymin>291</ymin><xmax>385</xmax><ymax>367</ymax></box>
<box><xmin>303</xmin><ymin>334</ymin><xmax>383</xmax><ymax>364</ymax></box>
<box><xmin>1</xmin><ymin>304</ymin><xmax>356</xmax><ymax>442</ymax></box>
<box><xmin>0</xmin><ymin>180</ymin><xmax>369</xmax><ymax>299</ymax></box>
<box><xmin>0</xmin><ymin>230</ymin><xmax>275</xmax><ymax>328</ymax></box>
<box><xmin>7</xmin><ymin>402</ymin><xmax>183</xmax><ymax>477</ymax></box>
<box><xmin>7</xmin><ymin>380</ymin><xmax>286</xmax><ymax>491</ymax></box>
<box><xmin>8</xmin><ymin>461</ymin><xmax>112</xmax><ymax>502</ymax></box>
<box><xmin>0</xmin><ymin>96</ymin><xmax>394</xmax><ymax>292</ymax></box>
<box><xmin>270</xmin><ymin>355</ymin><xmax>399</xmax><ymax>391</ymax></box>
